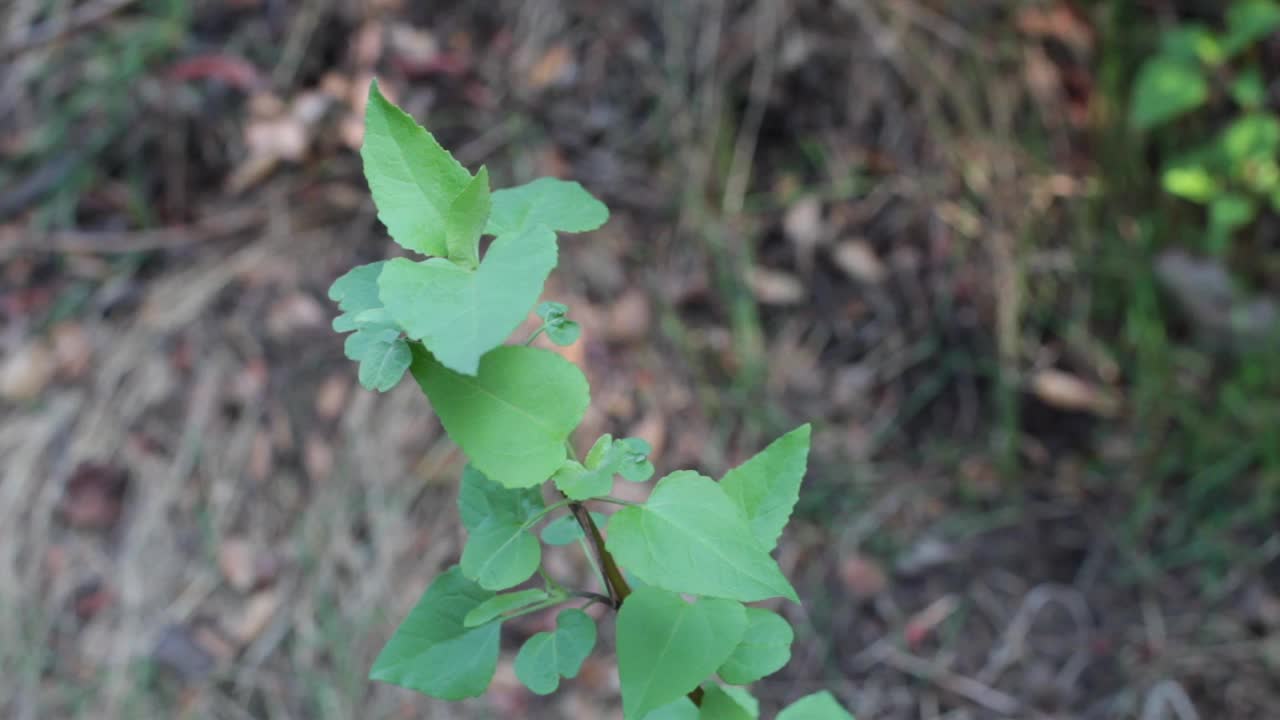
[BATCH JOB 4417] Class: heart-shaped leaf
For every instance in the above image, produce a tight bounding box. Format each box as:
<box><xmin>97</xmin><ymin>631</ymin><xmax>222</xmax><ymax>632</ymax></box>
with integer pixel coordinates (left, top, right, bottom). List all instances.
<box><xmin>380</xmin><ymin>225</ymin><xmax>558</xmax><ymax>375</ymax></box>
<box><xmin>606</xmin><ymin>472</ymin><xmax>798</xmax><ymax>602</ymax></box>
<box><xmin>412</xmin><ymin>345</ymin><xmax>589</xmax><ymax>488</ymax></box>
<box><xmin>717</xmin><ymin>608</ymin><xmax>794</xmax><ymax>684</ymax></box>
<box><xmin>514</xmin><ymin>609</ymin><xmax>597</xmax><ymax>695</ymax></box>
<box><xmin>461</xmin><ymin>516</ymin><xmax>542</xmax><ymax>590</ymax></box>
<box><xmin>615</xmin><ymin>587</ymin><xmax>746</xmax><ymax>720</ymax></box>
<box><xmin>369</xmin><ymin>566</ymin><xmax>500</xmax><ymax>700</ymax></box>
<box><xmin>361</xmin><ymin>80</ymin><xmax>473</xmax><ymax>256</ymax></box>
<box><xmin>486</xmin><ymin>177</ymin><xmax>609</xmax><ymax>238</ymax></box>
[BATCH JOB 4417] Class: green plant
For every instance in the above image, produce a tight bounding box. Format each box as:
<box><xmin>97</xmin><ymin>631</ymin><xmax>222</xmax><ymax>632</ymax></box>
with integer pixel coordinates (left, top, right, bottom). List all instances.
<box><xmin>1129</xmin><ymin>0</ymin><xmax>1280</xmax><ymax>252</ymax></box>
<box><xmin>328</xmin><ymin>80</ymin><xmax>853</xmax><ymax>719</ymax></box>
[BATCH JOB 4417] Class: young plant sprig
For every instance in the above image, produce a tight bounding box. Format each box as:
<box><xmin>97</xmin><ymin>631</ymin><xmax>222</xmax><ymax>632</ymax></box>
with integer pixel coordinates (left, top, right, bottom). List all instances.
<box><xmin>331</xmin><ymin>80</ymin><xmax>853</xmax><ymax>720</ymax></box>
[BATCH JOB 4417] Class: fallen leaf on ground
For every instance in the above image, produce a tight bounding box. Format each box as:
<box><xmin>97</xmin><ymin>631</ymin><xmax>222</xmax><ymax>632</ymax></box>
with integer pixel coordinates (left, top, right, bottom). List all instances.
<box><xmin>231</xmin><ymin>590</ymin><xmax>281</xmax><ymax>646</ymax></box>
<box><xmin>218</xmin><ymin>538</ymin><xmax>257</xmax><ymax>592</ymax></box>
<box><xmin>784</xmin><ymin>196</ymin><xmax>824</xmax><ymax>250</ymax></box>
<box><xmin>1031</xmin><ymin>368</ymin><xmax>1119</xmax><ymax>417</ymax></box>
<box><xmin>59</xmin><ymin>462</ymin><xmax>129</xmax><ymax>531</ymax></box>
<box><xmin>832</xmin><ymin>240</ymin><xmax>886</xmax><ymax>284</ymax></box>
<box><xmin>748</xmin><ymin>267</ymin><xmax>806</xmax><ymax>305</ymax></box>
<box><xmin>51</xmin><ymin>322</ymin><xmax>91</xmax><ymax>378</ymax></box>
<box><xmin>606</xmin><ymin>288</ymin><xmax>651</xmax><ymax>342</ymax></box>
<box><xmin>527</xmin><ymin>44</ymin><xmax>576</xmax><ymax>90</ymax></box>
<box><xmin>0</xmin><ymin>339</ymin><xmax>55</xmax><ymax>400</ymax></box>
<box><xmin>315</xmin><ymin>374</ymin><xmax>350</xmax><ymax>422</ymax></box>
<box><xmin>839</xmin><ymin>552</ymin><xmax>888</xmax><ymax>598</ymax></box>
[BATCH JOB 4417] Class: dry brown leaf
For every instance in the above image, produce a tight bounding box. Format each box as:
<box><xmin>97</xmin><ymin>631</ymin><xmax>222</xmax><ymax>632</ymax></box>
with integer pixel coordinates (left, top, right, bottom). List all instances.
<box><xmin>0</xmin><ymin>339</ymin><xmax>55</xmax><ymax>400</ymax></box>
<box><xmin>605</xmin><ymin>288</ymin><xmax>650</xmax><ymax>343</ymax></box>
<box><xmin>315</xmin><ymin>374</ymin><xmax>350</xmax><ymax>422</ymax></box>
<box><xmin>389</xmin><ymin>24</ymin><xmax>440</xmax><ymax>67</ymax></box>
<box><xmin>783</xmin><ymin>196</ymin><xmax>824</xmax><ymax>248</ymax></box>
<box><xmin>527</xmin><ymin>44</ymin><xmax>576</xmax><ymax>90</ymax></box>
<box><xmin>231</xmin><ymin>591</ymin><xmax>280</xmax><ymax>646</ymax></box>
<box><xmin>59</xmin><ymin>462</ymin><xmax>129</xmax><ymax>531</ymax></box>
<box><xmin>748</xmin><ymin>267</ymin><xmax>806</xmax><ymax>305</ymax></box>
<box><xmin>832</xmin><ymin>240</ymin><xmax>886</xmax><ymax>284</ymax></box>
<box><xmin>266</xmin><ymin>292</ymin><xmax>326</xmax><ymax>337</ymax></box>
<box><xmin>303</xmin><ymin>433</ymin><xmax>334</xmax><ymax>483</ymax></box>
<box><xmin>218</xmin><ymin>538</ymin><xmax>256</xmax><ymax>592</ymax></box>
<box><xmin>1031</xmin><ymin>368</ymin><xmax>1119</xmax><ymax>417</ymax></box>
<box><xmin>51</xmin><ymin>322</ymin><xmax>91</xmax><ymax>378</ymax></box>
<box><xmin>839</xmin><ymin>552</ymin><xmax>888</xmax><ymax>598</ymax></box>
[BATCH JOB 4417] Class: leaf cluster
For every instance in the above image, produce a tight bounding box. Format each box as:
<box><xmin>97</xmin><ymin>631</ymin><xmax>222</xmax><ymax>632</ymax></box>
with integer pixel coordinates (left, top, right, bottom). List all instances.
<box><xmin>1129</xmin><ymin>1</ymin><xmax>1280</xmax><ymax>252</ymax></box>
<box><xmin>332</xmin><ymin>81</ymin><xmax>853</xmax><ymax>719</ymax></box>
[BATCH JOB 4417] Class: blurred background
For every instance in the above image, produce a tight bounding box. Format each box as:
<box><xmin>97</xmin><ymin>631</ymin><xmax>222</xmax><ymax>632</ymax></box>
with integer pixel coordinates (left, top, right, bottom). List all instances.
<box><xmin>2</xmin><ymin>0</ymin><xmax>1279</xmax><ymax>718</ymax></box>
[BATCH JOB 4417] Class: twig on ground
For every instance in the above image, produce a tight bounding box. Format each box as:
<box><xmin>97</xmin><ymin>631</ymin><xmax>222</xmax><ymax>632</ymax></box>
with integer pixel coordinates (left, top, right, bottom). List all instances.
<box><xmin>879</xmin><ymin>646</ymin><xmax>1025</xmax><ymax>718</ymax></box>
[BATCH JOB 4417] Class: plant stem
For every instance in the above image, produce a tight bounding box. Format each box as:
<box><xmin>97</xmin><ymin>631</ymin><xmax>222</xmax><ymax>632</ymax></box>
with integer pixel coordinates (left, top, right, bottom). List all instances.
<box><xmin>569</xmin><ymin>501</ymin><xmax>631</xmax><ymax>606</ymax></box>
<box><xmin>524</xmin><ymin>327</ymin><xmax>545</xmax><ymax>345</ymax></box>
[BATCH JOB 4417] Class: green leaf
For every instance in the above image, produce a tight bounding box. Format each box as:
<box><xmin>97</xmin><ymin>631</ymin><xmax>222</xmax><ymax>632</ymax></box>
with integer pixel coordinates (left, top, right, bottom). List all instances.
<box><xmin>700</xmin><ymin>685</ymin><xmax>758</xmax><ymax>720</ymax></box>
<box><xmin>412</xmin><ymin>345</ymin><xmax>589</xmax><ymax>488</ymax></box>
<box><xmin>461</xmin><ymin>518</ymin><xmax>542</xmax><ymax>590</ymax></box>
<box><xmin>615</xmin><ymin>587</ymin><xmax>747</xmax><ymax>720</ymax></box>
<box><xmin>607</xmin><ymin>471</ymin><xmax>798</xmax><ymax>603</ymax></box>
<box><xmin>445</xmin><ymin>166</ymin><xmax>491</xmax><ymax>269</ymax></box>
<box><xmin>1159</xmin><ymin>24</ymin><xmax>1223</xmax><ymax>65</ymax></box>
<box><xmin>464</xmin><ymin>588</ymin><xmax>550</xmax><ymax>627</ymax></box>
<box><xmin>537</xmin><ymin>301</ymin><xmax>569</xmax><ymax>321</ymax></box>
<box><xmin>1130</xmin><ymin>57</ymin><xmax>1209</xmax><ymax>130</ymax></box>
<box><xmin>355</xmin><ymin>334</ymin><xmax>413</xmax><ymax>391</ymax></box>
<box><xmin>329</xmin><ymin>261</ymin><xmax>387</xmax><ymax>320</ymax></box>
<box><xmin>546</xmin><ymin>319</ymin><xmax>582</xmax><ymax>346</ymax></box>
<box><xmin>380</xmin><ymin>225</ymin><xmax>558</xmax><ymax>375</ymax></box>
<box><xmin>776</xmin><ymin>691</ymin><xmax>855</xmax><ymax>720</ymax></box>
<box><xmin>330</xmin><ymin>262</ymin><xmax>410</xmax><ymax>391</ymax></box>
<box><xmin>457</xmin><ymin>464</ymin><xmax>544</xmax><ymax>530</ymax></box>
<box><xmin>641</xmin><ymin>699</ymin><xmax>700</xmax><ymax>720</ymax></box>
<box><xmin>369</xmin><ymin>566</ymin><xmax>500</xmax><ymax>700</ymax></box>
<box><xmin>1208</xmin><ymin>192</ymin><xmax>1249</xmax><ymax>239</ymax></box>
<box><xmin>615</xmin><ymin>438</ymin><xmax>655</xmax><ymax>482</ymax></box>
<box><xmin>361</xmin><ymin>80</ymin><xmax>473</xmax><ymax>256</ymax></box>
<box><xmin>719</xmin><ymin>424</ymin><xmax>812</xmax><ymax>552</ymax></box>
<box><xmin>553</xmin><ymin>460</ymin><xmax>613</xmax><ymax>500</ymax></box>
<box><xmin>541</xmin><ymin>512</ymin><xmax>609</xmax><ymax>545</ymax></box>
<box><xmin>1231</xmin><ymin>67</ymin><xmax>1268</xmax><ymax>108</ymax></box>
<box><xmin>716</xmin><ymin>608</ymin><xmax>794</xmax><ymax>684</ymax></box>
<box><xmin>486</xmin><ymin>177</ymin><xmax>609</xmax><ymax>238</ymax></box>
<box><xmin>1162</xmin><ymin>164</ymin><xmax>1219</xmax><ymax>203</ymax></box>
<box><xmin>1221</xmin><ymin>114</ymin><xmax>1280</xmax><ymax>165</ymax></box>
<box><xmin>513</xmin><ymin>609</ymin><xmax>597</xmax><ymax>695</ymax></box>
<box><xmin>1224</xmin><ymin>0</ymin><xmax>1280</xmax><ymax>56</ymax></box>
